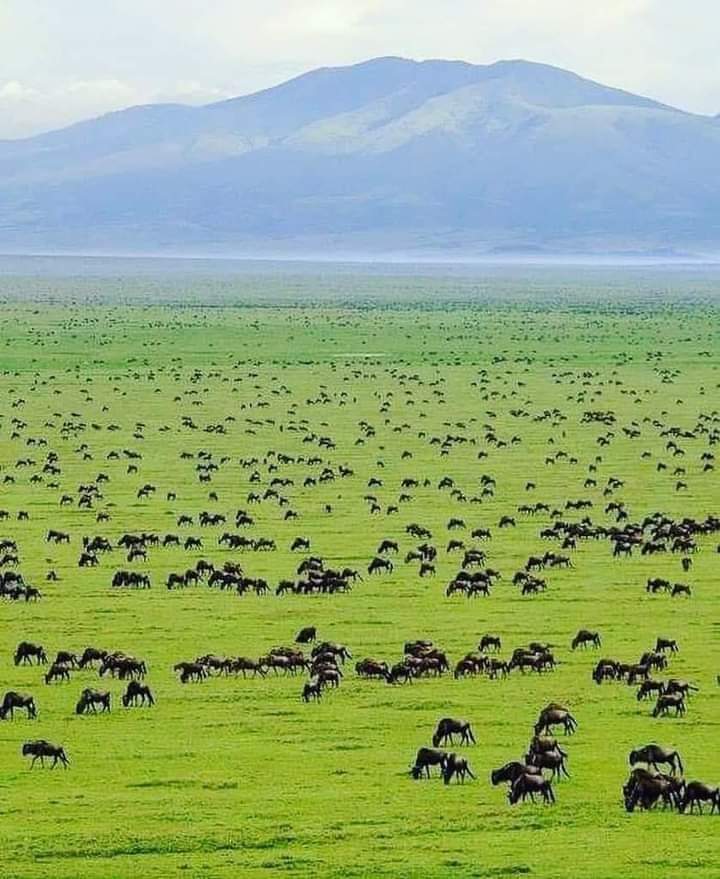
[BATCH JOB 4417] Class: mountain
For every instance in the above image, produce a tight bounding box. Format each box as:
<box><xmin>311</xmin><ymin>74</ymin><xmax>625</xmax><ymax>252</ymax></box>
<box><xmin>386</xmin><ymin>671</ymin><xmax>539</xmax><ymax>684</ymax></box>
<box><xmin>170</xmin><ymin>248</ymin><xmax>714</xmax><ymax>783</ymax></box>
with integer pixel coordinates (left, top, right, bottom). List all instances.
<box><xmin>1</xmin><ymin>57</ymin><xmax>719</xmax><ymax>257</ymax></box>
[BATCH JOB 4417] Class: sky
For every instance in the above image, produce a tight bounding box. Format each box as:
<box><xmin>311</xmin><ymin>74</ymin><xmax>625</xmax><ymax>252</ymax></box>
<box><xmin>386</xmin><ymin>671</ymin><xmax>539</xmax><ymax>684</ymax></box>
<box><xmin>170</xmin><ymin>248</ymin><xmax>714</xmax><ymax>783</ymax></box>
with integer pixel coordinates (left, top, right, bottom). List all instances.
<box><xmin>1</xmin><ymin>0</ymin><xmax>718</xmax><ymax>139</ymax></box>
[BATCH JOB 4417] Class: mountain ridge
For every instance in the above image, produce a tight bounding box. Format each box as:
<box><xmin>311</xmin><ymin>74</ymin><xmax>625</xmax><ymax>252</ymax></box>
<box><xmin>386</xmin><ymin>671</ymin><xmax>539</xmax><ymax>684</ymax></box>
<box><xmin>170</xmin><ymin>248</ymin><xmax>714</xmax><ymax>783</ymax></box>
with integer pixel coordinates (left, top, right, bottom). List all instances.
<box><xmin>1</xmin><ymin>57</ymin><xmax>718</xmax><ymax>256</ymax></box>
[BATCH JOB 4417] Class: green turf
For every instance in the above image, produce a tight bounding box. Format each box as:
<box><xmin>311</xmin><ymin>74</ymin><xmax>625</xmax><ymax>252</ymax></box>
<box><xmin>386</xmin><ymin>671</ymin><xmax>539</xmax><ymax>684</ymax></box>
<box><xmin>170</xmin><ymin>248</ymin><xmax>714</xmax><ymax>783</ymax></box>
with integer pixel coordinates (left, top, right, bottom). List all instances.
<box><xmin>0</xmin><ymin>287</ymin><xmax>718</xmax><ymax>879</ymax></box>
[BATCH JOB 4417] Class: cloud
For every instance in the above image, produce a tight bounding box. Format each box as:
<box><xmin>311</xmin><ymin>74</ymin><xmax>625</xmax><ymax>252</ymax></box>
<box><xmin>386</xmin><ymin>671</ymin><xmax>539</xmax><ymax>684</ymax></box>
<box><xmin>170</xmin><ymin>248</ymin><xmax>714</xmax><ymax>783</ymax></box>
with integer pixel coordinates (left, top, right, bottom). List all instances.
<box><xmin>0</xmin><ymin>80</ymin><xmax>40</xmax><ymax>100</ymax></box>
<box><xmin>0</xmin><ymin>1</ymin><xmax>718</xmax><ymax>138</ymax></box>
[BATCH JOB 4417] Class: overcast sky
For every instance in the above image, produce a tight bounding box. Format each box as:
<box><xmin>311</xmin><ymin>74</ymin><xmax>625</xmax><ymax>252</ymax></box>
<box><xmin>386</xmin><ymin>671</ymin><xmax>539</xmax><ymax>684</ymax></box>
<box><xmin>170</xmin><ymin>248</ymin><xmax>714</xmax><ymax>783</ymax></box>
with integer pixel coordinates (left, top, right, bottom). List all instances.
<box><xmin>1</xmin><ymin>0</ymin><xmax>718</xmax><ymax>139</ymax></box>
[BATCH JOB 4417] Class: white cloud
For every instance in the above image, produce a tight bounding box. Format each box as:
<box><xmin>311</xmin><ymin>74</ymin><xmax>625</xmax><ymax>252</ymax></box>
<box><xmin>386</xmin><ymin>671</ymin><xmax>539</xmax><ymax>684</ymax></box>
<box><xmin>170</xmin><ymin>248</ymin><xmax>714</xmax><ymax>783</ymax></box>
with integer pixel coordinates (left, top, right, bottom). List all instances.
<box><xmin>0</xmin><ymin>0</ymin><xmax>718</xmax><ymax>138</ymax></box>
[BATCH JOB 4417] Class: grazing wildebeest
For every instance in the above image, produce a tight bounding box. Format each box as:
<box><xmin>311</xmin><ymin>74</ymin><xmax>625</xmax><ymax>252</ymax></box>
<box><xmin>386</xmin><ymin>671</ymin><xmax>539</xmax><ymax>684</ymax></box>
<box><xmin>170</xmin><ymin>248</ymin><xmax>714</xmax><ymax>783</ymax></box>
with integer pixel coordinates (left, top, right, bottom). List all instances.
<box><xmin>410</xmin><ymin>747</ymin><xmax>448</xmax><ymax>779</ymax></box>
<box><xmin>664</xmin><ymin>679</ymin><xmax>698</xmax><ymax>698</ymax></box>
<box><xmin>671</xmin><ymin>582</ymin><xmax>691</xmax><ymax>597</ymax></box>
<box><xmin>22</xmin><ymin>740</ymin><xmax>69</xmax><ymax>769</ymax></box>
<box><xmin>652</xmin><ymin>692</ymin><xmax>686</xmax><ymax>718</ymax></box>
<box><xmin>312</xmin><ymin>642</ymin><xmax>352</xmax><ymax>663</ymax></box>
<box><xmin>629</xmin><ymin>744</ymin><xmax>684</xmax><ymax>775</ymax></box>
<box><xmin>534</xmin><ymin>705</ymin><xmax>577</xmax><ymax>736</ymax></box>
<box><xmin>232</xmin><ymin>657</ymin><xmax>268</xmax><ymax>677</ymax></box>
<box><xmin>76</xmin><ymin>688</ymin><xmax>111</xmax><ymax>714</ymax></box>
<box><xmin>0</xmin><ymin>691</ymin><xmax>37</xmax><ymax>720</ymax></box>
<box><xmin>46</xmin><ymin>529</ymin><xmax>70</xmax><ymax>544</ymax></box>
<box><xmin>14</xmin><ymin>642</ymin><xmax>47</xmax><ymax>666</ymax></box>
<box><xmin>368</xmin><ymin>557</ymin><xmax>393</xmax><ymax>575</ymax></box>
<box><xmin>100</xmin><ymin>655</ymin><xmax>147</xmax><ymax>680</ymax></box>
<box><xmin>291</xmin><ymin>537</ymin><xmax>311</xmax><ymax>552</ymax></box>
<box><xmin>636</xmin><ymin>680</ymin><xmax>665</xmax><ymax>701</ymax></box>
<box><xmin>174</xmin><ymin>662</ymin><xmax>207</xmax><ymax>683</ymax></box>
<box><xmin>432</xmin><ymin>718</ymin><xmax>476</xmax><ymax>748</ymax></box>
<box><xmin>524</xmin><ymin>748</ymin><xmax>570</xmax><ymax>780</ymax></box>
<box><xmin>317</xmin><ymin>668</ymin><xmax>341</xmax><ymax>689</ymax></box>
<box><xmin>479</xmin><ymin>634</ymin><xmax>501</xmax><ymax>652</ymax></box>
<box><xmin>442</xmin><ymin>753</ymin><xmax>475</xmax><ymax>784</ymax></box>
<box><xmin>302</xmin><ymin>679</ymin><xmax>322</xmax><ymax>702</ymax></box>
<box><xmin>78</xmin><ymin>552</ymin><xmax>99</xmax><ymax>568</ymax></box>
<box><xmin>355</xmin><ymin>658</ymin><xmax>389</xmax><ymax>679</ymax></box>
<box><xmin>122</xmin><ymin>681</ymin><xmax>155</xmax><ymax>707</ymax></box>
<box><xmin>44</xmin><ymin>663</ymin><xmax>72</xmax><ymax>684</ymax></box>
<box><xmin>646</xmin><ymin>578</ymin><xmax>670</xmax><ymax>594</ymax></box>
<box><xmin>386</xmin><ymin>662</ymin><xmax>414</xmax><ymax>684</ymax></box>
<box><xmin>78</xmin><ymin>647</ymin><xmax>107</xmax><ymax>668</ymax></box>
<box><xmin>295</xmin><ymin>626</ymin><xmax>317</xmax><ymax>644</ymax></box>
<box><xmin>571</xmin><ymin>629</ymin><xmax>601</xmax><ymax>650</ymax></box>
<box><xmin>655</xmin><ymin>637</ymin><xmax>679</xmax><ymax>654</ymax></box>
<box><xmin>54</xmin><ymin>651</ymin><xmax>78</xmax><ymax>668</ymax></box>
<box><xmin>529</xmin><ymin>736</ymin><xmax>567</xmax><ymax>758</ymax></box>
<box><xmin>624</xmin><ymin>768</ymin><xmax>683</xmax><ymax>811</ymax></box>
<box><xmin>509</xmin><ymin>773</ymin><xmax>555</xmax><ymax>804</ymax></box>
<box><xmin>491</xmin><ymin>762</ymin><xmax>539</xmax><ymax>786</ymax></box>
<box><xmin>680</xmin><ymin>781</ymin><xmax>720</xmax><ymax>814</ymax></box>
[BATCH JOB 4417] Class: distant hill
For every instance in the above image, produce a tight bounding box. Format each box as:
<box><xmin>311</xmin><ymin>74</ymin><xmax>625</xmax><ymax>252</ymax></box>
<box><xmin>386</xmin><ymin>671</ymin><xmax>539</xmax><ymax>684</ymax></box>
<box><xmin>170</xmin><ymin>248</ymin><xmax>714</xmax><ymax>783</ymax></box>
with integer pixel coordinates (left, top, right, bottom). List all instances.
<box><xmin>1</xmin><ymin>57</ymin><xmax>719</xmax><ymax>257</ymax></box>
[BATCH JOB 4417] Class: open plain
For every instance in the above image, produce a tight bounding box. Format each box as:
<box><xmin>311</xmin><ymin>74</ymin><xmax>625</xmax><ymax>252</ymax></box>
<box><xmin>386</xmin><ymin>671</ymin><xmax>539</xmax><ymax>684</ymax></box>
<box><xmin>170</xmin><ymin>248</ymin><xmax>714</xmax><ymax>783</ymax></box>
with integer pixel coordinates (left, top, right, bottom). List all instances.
<box><xmin>0</xmin><ymin>268</ymin><xmax>718</xmax><ymax>879</ymax></box>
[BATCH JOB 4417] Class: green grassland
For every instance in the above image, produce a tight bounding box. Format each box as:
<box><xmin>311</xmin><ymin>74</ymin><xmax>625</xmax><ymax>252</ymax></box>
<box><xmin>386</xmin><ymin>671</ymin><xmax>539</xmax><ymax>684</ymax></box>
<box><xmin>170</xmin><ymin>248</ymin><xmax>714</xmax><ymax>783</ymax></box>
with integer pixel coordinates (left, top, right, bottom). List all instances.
<box><xmin>0</xmin><ymin>284</ymin><xmax>718</xmax><ymax>879</ymax></box>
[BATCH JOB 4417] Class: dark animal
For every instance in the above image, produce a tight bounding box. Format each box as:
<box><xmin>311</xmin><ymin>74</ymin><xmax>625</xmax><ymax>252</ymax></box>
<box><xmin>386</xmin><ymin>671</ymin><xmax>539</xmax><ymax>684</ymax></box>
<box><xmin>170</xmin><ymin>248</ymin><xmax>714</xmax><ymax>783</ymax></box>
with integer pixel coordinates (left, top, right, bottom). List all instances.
<box><xmin>22</xmin><ymin>740</ymin><xmax>69</xmax><ymax>768</ymax></box>
<box><xmin>432</xmin><ymin>718</ymin><xmax>476</xmax><ymax>748</ymax></box>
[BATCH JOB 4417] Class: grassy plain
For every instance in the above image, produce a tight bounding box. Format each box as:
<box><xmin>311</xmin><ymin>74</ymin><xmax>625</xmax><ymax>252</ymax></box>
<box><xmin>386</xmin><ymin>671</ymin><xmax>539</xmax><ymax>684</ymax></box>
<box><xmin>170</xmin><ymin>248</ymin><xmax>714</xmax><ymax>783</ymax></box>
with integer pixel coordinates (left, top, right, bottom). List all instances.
<box><xmin>0</xmin><ymin>274</ymin><xmax>718</xmax><ymax>879</ymax></box>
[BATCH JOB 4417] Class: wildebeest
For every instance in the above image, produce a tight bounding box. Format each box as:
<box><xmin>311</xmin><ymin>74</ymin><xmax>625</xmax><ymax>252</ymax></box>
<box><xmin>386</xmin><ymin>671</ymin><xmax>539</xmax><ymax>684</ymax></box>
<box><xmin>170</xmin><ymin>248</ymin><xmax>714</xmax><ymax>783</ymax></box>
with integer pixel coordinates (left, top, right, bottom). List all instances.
<box><xmin>22</xmin><ymin>740</ymin><xmax>69</xmax><ymax>768</ymax></box>
<box><xmin>76</xmin><ymin>688</ymin><xmax>111</xmax><ymax>714</ymax></box>
<box><xmin>571</xmin><ymin>629</ymin><xmax>601</xmax><ymax>650</ymax></box>
<box><xmin>356</xmin><ymin>658</ymin><xmax>389</xmax><ymax>679</ymax></box>
<box><xmin>0</xmin><ymin>691</ymin><xmax>37</xmax><ymax>720</ymax></box>
<box><xmin>45</xmin><ymin>662</ymin><xmax>72</xmax><ymax>684</ymax></box>
<box><xmin>14</xmin><ymin>642</ymin><xmax>47</xmax><ymax>666</ymax></box>
<box><xmin>432</xmin><ymin>718</ymin><xmax>476</xmax><ymax>748</ymax></box>
<box><xmin>629</xmin><ymin>744</ymin><xmax>684</xmax><ymax>775</ymax></box>
<box><xmin>679</xmin><ymin>781</ymin><xmax>720</xmax><ymax>814</ymax></box>
<box><xmin>534</xmin><ymin>704</ymin><xmax>578</xmax><ymax>736</ymax></box>
<box><xmin>174</xmin><ymin>661</ymin><xmax>207</xmax><ymax>683</ymax></box>
<box><xmin>491</xmin><ymin>762</ymin><xmax>539</xmax><ymax>786</ymax></box>
<box><xmin>78</xmin><ymin>647</ymin><xmax>107</xmax><ymax>668</ymax></box>
<box><xmin>368</xmin><ymin>557</ymin><xmax>393</xmax><ymax>575</ymax></box>
<box><xmin>410</xmin><ymin>747</ymin><xmax>448</xmax><ymax>779</ymax></box>
<box><xmin>636</xmin><ymin>679</ymin><xmax>665</xmax><ymax>701</ymax></box>
<box><xmin>652</xmin><ymin>692</ymin><xmax>686</xmax><ymax>717</ymax></box>
<box><xmin>295</xmin><ymin>626</ymin><xmax>317</xmax><ymax>644</ymax></box>
<box><xmin>232</xmin><ymin>657</ymin><xmax>268</xmax><ymax>678</ymax></box>
<box><xmin>509</xmin><ymin>773</ymin><xmax>555</xmax><ymax>804</ymax></box>
<box><xmin>524</xmin><ymin>748</ymin><xmax>570</xmax><ymax>780</ymax></box>
<box><xmin>624</xmin><ymin>768</ymin><xmax>683</xmax><ymax>811</ymax></box>
<box><xmin>302</xmin><ymin>679</ymin><xmax>322</xmax><ymax>702</ymax></box>
<box><xmin>442</xmin><ymin>753</ymin><xmax>475</xmax><ymax>784</ymax></box>
<box><xmin>122</xmin><ymin>681</ymin><xmax>155</xmax><ymax>707</ymax></box>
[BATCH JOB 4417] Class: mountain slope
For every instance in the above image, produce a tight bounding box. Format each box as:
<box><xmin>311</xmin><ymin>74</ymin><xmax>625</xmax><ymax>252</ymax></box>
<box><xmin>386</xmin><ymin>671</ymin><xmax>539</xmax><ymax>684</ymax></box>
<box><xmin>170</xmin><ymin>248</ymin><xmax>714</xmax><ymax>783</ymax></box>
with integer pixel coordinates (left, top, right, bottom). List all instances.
<box><xmin>1</xmin><ymin>57</ymin><xmax>719</xmax><ymax>256</ymax></box>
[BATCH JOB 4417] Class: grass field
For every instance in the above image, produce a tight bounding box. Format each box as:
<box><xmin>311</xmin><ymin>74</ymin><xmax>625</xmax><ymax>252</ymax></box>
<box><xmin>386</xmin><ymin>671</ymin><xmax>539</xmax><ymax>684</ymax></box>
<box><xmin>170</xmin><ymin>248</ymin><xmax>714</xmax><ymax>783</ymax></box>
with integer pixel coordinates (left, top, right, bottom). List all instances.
<box><xmin>0</xmin><ymin>276</ymin><xmax>718</xmax><ymax>879</ymax></box>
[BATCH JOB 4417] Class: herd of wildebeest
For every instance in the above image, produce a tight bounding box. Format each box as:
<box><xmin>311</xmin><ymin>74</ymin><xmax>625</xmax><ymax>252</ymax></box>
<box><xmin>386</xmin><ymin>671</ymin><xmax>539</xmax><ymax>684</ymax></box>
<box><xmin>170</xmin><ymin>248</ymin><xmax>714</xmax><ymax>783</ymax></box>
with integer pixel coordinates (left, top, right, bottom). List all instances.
<box><xmin>0</xmin><ymin>307</ymin><xmax>719</xmax><ymax>821</ymax></box>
